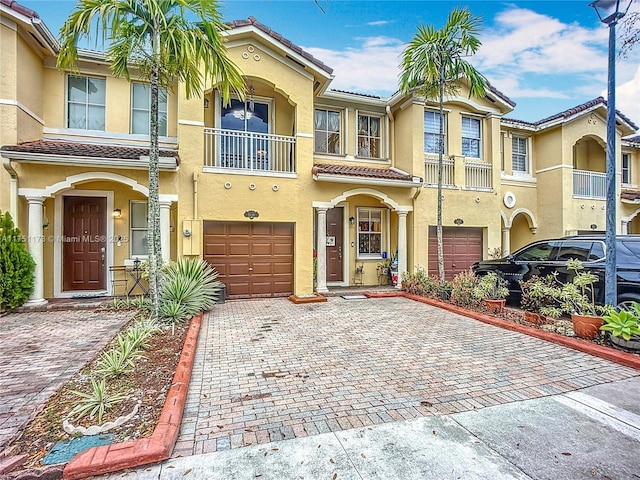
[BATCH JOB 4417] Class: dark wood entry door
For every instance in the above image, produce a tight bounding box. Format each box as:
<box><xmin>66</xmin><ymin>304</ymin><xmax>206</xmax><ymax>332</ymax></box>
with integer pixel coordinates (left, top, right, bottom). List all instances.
<box><xmin>326</xmin><ymin>207</ymin><xmax>343</xmax><ymax>282</ymax></box>
<box><xmin>63</xmin><ymin>196</ymin><xmax>107</xmax><ymax>291</ymax></box>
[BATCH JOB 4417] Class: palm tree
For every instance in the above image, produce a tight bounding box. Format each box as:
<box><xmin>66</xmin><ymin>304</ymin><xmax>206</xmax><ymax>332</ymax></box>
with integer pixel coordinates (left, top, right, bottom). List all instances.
<box><xmin>399</xmin><ymin>7</ymin><xmax>488</xmax><ymax>285</ymax></box>
<box><xmin>57</xmin><ymin>0</ymin><xmax>245</xmax><ymax>317</ymax></box>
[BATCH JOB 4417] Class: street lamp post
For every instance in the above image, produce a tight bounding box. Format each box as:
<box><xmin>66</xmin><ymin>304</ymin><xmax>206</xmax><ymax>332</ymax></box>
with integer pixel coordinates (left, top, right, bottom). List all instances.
<box><xmin>589</xmin><ymin>0</ymin><xmax>632</xmax><ymax>306</ymax></box>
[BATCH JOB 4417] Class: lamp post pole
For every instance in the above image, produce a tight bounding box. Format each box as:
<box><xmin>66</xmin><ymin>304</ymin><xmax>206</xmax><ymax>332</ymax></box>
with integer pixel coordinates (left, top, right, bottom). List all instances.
<box><xmin>590</xmin><ymin>0</ymin><xmax>632</xmax><ymax>306</ymax></box>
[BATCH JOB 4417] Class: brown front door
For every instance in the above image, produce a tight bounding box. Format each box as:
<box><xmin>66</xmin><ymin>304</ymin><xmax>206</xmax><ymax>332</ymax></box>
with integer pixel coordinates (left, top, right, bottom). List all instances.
<box><xmin>326</xmin><ymin>207</ymin><xmax>343</xmax><ymax>282</ymax></box>
<box><xmin>63</xmin><ymin>196</ymin><xmax>107</xmax><ymax>291</ymax></box>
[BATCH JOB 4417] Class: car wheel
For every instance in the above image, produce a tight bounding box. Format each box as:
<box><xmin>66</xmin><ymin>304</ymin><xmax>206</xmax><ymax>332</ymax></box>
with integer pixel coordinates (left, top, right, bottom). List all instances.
<box><xmin>617</xmin><ymin>294</ymin><xmax>640</xmax><ymax>311</ymax></box>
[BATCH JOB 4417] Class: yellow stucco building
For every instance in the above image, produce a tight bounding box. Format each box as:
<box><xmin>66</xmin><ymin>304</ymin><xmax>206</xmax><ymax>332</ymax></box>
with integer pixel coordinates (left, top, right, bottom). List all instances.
<box><xmin>1</xmin><ymin>3</ymin><xmax>639</xmax><ymax>305</ymax></box>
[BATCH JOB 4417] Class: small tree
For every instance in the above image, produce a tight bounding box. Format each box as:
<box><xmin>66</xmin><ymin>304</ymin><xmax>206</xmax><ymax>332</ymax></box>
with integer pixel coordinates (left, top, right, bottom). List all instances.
<box><xmin>0</xmin><ymin>211</ymin><xmax>35</xmax><ymax>311</ymax></box>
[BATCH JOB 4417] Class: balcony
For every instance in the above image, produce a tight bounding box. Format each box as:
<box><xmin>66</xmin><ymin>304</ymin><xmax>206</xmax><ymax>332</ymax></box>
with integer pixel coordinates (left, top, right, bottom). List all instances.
<box><xmin>204</xmin><ymin>128</ymin><xmax>296</xmax><ymax>174</ymax></box>
<box><xmin>573</xmin><ymin>169</ymin><xmax>605</xmax><ymax>199</ymax></box>
<box><xmin>424</xmin><ymin>155</ymin><xmax>493</xmax><ymax>190</ymax></box>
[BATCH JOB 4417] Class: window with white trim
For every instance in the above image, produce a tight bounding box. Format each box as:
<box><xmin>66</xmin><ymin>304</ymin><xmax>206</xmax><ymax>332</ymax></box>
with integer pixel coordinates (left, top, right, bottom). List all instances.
<box><xmin>424</xmin><ymin>111</ymin><xmax>446</xmax><ymax>154</ymax></box>
<box><xmin>67</xmin><ymin>75</ymin><xmax>106</xmax><ymax>130</ymax></box>
<box><xmin>512</xmin><ymin>137</ymin><xmax>528</xmax><ymax>173</ymax></box>
<box><xmin>622</xmin><ymin>153</ymin><xmax>631</xmax><ymax>184</ymax></box>
<box><xmin>314</xmin><ymin>109</ymin><xmax>341</xmax><ymax>154</ymax></box>
<box><xmin>130</xmin><ymin>201</ymin><xmax>148</xmax><ymax>257</ymax></box>
<box><xmin>461</xmin><ymin>116</ymin><xmax>481</xmax><ymax>158</ymax></box>
<box><xmin>357</xmin><ymin>208</ymin><xmax>383</xmax><ymax>257</ymax></box>
<box><xmin>131</xmin><ymin>83</ymin><xmax>168</xmax><ymax>136</ymax></box>
<box><xmin>357</xmin><ymin>114</ymin><xmax>382</xmax><ymax>158</ymax></box>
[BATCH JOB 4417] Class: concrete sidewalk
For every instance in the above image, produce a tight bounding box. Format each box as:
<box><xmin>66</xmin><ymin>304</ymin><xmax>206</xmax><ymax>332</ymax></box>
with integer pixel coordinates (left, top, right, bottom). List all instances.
<box><xmin>100</xmin><ymin>376</ymin><xmax>640</xmax><ymax>479</ymax></box>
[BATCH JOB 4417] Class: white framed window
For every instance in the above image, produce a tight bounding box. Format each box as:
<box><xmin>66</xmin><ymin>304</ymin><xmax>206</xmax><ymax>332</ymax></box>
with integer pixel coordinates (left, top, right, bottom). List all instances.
<box><xmin>357</xmin><ymin>208</ymin><xmax>383</xmax><ymax>258</ymax></box>
<box><xmin>132</xmin><ymin>83</ymin><xmax>168</xmax><ymax>136</ymax></box>
<box><xmin>512</xmin><ymin>137</ymin><xmax>528</xmax><ymax>173</ymax></box>
<box><xmin>424</xmin><ymin>111</ymin><xmax>446</xmax><ymax>154</ymax></box>
<box><xmin>314</xmin><ymin>109</ymin><xmax>342</xmax><ymax>154</ymax></box>
<box><xmin>462</xmin><ymin>116</ymin><xmax>481</xmax><ymax>158</ymax></box>
<box><xmin>67</xmin><ymin>75</ymin><xmax>106</xmax><ymax>130</ymax></box>
<box><xmin>357</xmin><ymin>114</ymin><xmax>382</xmax><ymax>158</ymax></box>
<box><xmin>130</xmin><ymin>201</ymin><xmax>148</xmax><ymax>257</ymax></box>
<box><xmin>622</xmin><ymin>153</ymin><xmax>631</xmax><ymax>184</ymax></box>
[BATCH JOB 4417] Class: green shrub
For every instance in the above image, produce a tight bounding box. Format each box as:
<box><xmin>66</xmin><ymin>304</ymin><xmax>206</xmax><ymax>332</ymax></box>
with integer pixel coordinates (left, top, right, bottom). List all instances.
<box><xmin>451</xmin><ymin>270</ymin><xmax>481</xmax><ymax>308</ymax></box>
<box><xmin>159</xmin><ymin>257</ymin><xmax>221</xmax><ymax>322</ymax></box>
<box><xmin>401</xmin><ymin>267</ymin><xmax>439</xmax><ymax>297</ymax></box>
<box><xmin>473</xmin><ymin>272</ymin><xmax>509</xmax><ymax>301</ymax></box>
<box><xmin>0</xmin><ymin>211</ymin><xmax>35</xmax><ymax>311</ymax></box>
<box><xmin>68</xmin><ymin>377</ymin><xmax>127</xmax><ymax>424</ymax></box>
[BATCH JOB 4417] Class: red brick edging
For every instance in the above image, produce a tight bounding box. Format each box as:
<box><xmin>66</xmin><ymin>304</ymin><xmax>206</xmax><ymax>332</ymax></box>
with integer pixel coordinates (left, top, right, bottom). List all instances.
<box><xmin>366</xmin><ymin>290</ymin><xmax>640</xmax><ymax>370</ymax></box>
<box><xmin>62</xmin><ymin>312</ymin><xmax>203</xmax><ymax>480</ymax></box>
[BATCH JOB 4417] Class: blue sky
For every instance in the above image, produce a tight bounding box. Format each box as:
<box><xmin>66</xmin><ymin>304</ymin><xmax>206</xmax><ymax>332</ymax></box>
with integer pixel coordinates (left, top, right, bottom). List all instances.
<box><xmin>19</xmin><ymin>0</ymin><xmax>640</xmax><ymax>124</ymax></box>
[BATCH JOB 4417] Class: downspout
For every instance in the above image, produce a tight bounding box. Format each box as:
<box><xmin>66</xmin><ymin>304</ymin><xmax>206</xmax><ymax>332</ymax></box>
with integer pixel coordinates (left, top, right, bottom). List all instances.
<box><xmin>386</xmin><ymin>105</ymin><xmax>394</xmax><ymax>163</ymax></box>
<box><xmin>2</xmin><ymin>158</ymin><xmax>19</xmax><ymax>220</ymax></box>
<box><xmin>193</xmin><ymin>171</ymin><xmax>198</xmax><ymax>219</ymax></box>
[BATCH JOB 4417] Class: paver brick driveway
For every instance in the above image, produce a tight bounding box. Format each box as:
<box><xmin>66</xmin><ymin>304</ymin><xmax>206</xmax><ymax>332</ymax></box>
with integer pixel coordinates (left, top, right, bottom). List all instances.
<box><xmin>174</xmin><ymin>297</ymin><xmax>639</xmax><ymax>457</ymax></box>
<box><xmin>0</xmin><ymin>309</ymin><xmax>133</xmax><ymax>449</ymax></box>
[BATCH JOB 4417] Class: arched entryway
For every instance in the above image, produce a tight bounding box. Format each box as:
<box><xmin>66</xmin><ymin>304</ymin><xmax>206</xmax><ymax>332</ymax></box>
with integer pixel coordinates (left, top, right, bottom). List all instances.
<box><xmin>501</xmin><ymin>208</ymin><xmax>538</xmax><ymax>256</ymax></box>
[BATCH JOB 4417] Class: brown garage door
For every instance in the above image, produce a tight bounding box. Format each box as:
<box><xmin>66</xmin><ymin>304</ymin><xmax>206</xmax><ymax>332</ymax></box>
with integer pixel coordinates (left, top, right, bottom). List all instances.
<box><xmin>203</xmin><ymin>221</ymin><xmax>294</xmax><ymax>298</ymax></box>
<box><xmin>428</xmin><ymin>226</ymin><xmax>483</xmax><ymax>281</ymax></box>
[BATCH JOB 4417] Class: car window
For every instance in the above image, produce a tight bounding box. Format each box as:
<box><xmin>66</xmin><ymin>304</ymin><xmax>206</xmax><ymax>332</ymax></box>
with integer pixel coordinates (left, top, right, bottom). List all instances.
<box><xmin>618</xmin><ymin>241</ymin><xmax>640</xmax><ymax>263</ymax></box>
<box><xmin>589</xmin><ymin>241</ymin><xmax>605</xmax><ymax>260</ymax></box>
<box><xmin>514</xmin><ymin>242</ymin><xmax>556</xmax><ymax>261</ymax></box>
<box><xmin>555</xmin><ymin>241</ymin><xmax>593</xmax><ymax>262</ymax></box>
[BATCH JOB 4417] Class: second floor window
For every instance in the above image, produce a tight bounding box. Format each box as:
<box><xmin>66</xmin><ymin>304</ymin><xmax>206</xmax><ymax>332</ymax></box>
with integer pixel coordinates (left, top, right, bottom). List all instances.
<box><xmin>424</xmin><ymin>111</ymin><xmax>446</xmax><ymax>154</ymax></box>
<box><xmin>462</xmin><ymin>116</ymin><xmax>481</xmax><ymax>158</ymax></box>
<box><xmin>67</xmin><ymin>75</ymin><xmax>106</xmax><ymax>130</ymax></box>
<box><xmin>314</xmin><ymin>109</ymin><xmax>341</xmax><ymax>154</ymax></box>
<box><xmin>512</xmin><ymin>137</ymin><xmax>528</xmax><ymax>173</ymax></box>
<box><xmin>357</xmin><ymin>114</ymin><xmax>381</xmax><ymax>158</ymax></box>
<box><xmin>622</xmin><ymin>153</ymin><xmax>631</xmax><ymax>184</ymax></box>
<box><xmin>132</xmin><ymin>83</ymin><xmax>168</xmax><ymax>136</ymax></box>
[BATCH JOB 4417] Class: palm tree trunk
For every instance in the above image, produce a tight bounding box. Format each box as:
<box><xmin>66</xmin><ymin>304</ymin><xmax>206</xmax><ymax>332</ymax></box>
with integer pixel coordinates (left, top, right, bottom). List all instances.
<box><xmin>148</xmin><ymin>29</ymin><xmax>162</xmax><ymax>319</ymax></box>
<box><xmin>436</xmin><ymin>67</ymin><xmax>445</xmax><ymax>284</ymax></box>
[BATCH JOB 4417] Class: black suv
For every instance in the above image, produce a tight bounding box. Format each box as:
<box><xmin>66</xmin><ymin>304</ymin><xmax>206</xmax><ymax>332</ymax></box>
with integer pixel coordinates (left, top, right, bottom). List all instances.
<box><xmin>472</xmin><ymin>235</ymin><xmax>640</xmax><ymax>307</ymax></box>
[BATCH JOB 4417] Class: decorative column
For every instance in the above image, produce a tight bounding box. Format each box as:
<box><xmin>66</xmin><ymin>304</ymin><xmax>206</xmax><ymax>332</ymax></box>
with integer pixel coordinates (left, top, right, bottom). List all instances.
<box><xmin>25</xmin><ymin>196</ymin><xmax>47</xmax><ymax>306</ymax></box>
<box><xmin>621</xmin><ymin>220</ymin><xmax>629</xmax><ymax>235</ymax></box>
<box><xmin>502</xmin><ymin>227</ymin><xmax>511</xmax><ymax>257</ymax></box>
<box><xmin>397</xmin><ymin>210</ymin><xmax>408</xmax><ymax>288</ymax></box>
<box><xmin>316</xmin><ymin>207</ymin><xmax>328</xmax><ymax>293</ymax></box>
<box><xmin>159</xmin><ymin>200</ymin><xmax>172</xmax><ymax>263</ymax></box>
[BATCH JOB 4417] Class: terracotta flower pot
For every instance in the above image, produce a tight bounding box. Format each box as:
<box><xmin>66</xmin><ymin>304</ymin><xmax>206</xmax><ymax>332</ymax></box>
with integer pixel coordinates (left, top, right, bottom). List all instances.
<box><xmin>484</xmin><ymin>298</ymin><xmax>506</xmax><ymax>314</ymax></box>
<box><xmin>571</xmin><ymin>314</ymin><xmax>604</xmax><ymax>340</ymax></box>
<box><xmin>524</xmin><ymin>311</ymin><xmax>543</xmax><ymax>325</ymax></box>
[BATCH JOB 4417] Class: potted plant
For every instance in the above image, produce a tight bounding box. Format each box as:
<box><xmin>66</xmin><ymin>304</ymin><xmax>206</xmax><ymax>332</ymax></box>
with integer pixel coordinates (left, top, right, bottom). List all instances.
<box><xmin>437</xmin><ymin>280</ymin><xmax>453</xmax><ymax>301</ymax></box>
<box><xmin>600</xmin><ymin>302</ymin><xmax>640</xmax><ymax>352</ymax></box>
<box><xmin>519</xmin><ymin>275</ymin><xmax>562</xmax><ymax>325</ymax></box>
<box><xmin>559</xmin><ymin>259</ymin><xmax>606</xmax><ymax>340</ymax></box>
<box><xmin>473</xmin><ymin>272</ymin><xmax>509</xmax><ymax>314</ymax></box>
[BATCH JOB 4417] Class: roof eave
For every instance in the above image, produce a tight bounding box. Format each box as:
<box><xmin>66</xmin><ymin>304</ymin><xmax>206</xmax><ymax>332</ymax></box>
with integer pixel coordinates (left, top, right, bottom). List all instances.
<box><xmin>0</xmin><ymin>151</ymin><xmax>179</xmax><ymax>171</ymax></box>
<box><xmin>313</xmin><ymin>173</ymin><xmax>423</xmax><ymax>188</ymax></box>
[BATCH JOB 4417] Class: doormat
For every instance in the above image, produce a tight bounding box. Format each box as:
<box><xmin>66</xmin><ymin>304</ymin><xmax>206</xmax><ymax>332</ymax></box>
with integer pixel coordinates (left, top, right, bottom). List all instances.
<box><xmin>42</xmin><ymin>434</ymin><xmax>114</xmax><ymax>465</ymax></box>
<box><xmin>341</xmin><ymin>295</ymin><xmax>368</xmax><ymax>300</ymax></box>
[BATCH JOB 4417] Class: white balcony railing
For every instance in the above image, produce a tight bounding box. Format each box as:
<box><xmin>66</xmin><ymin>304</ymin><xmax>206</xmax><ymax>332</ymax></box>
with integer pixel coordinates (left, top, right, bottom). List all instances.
<box><xmin>465</xmin><ymin>160</ymin><xmax>492</xmax><ymax>190</ymax></box>
<box><xmin>424</xmin><ymin>155</ymin><xmax>455</xmax><ymax>187</ymax></box>
<box><xmin>573</xmin><ymin>169</ymin><xmax>606</xmax><ymax>199</ymax></box>
<box><xmin>204</xmin><ymin>128</ymin><xmax>296</xmax><ymax>173</ymax></box>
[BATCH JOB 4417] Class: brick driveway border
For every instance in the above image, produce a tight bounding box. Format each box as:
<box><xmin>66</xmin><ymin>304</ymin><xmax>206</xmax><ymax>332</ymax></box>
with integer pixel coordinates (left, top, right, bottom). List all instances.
<box><xmin>173</xmin><ymin>297</ymin><xmax>640</xmax><ymax>457</ymax></box>
<box><xmin>0</xmin><ymin>309</ymin><xmax>134</xmax><ymax>450</ymax></box>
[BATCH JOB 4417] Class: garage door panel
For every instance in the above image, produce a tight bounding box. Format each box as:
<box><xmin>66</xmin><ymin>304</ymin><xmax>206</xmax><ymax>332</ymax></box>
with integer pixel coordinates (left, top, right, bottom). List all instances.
<box><xmin>428</xmin><ymin>226</ymin><xmax>483</xmax><ymax>281</ymax></box>
<box><xmin>204</xmin><ymin>221</ymin><xmax>293</xmax><ymax>298</ymax></box>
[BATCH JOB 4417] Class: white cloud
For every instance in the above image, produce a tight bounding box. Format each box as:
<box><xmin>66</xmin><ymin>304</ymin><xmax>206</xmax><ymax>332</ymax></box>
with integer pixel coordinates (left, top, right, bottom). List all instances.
<box><xmin>366</xmin><ymin>20</ymin><xmax>393</xmax><ymax>26</ymax></box>
<box><xmin>614</xmin><ymin>65</ymin><xmax>640</xmax><ymax>125</ymax></box>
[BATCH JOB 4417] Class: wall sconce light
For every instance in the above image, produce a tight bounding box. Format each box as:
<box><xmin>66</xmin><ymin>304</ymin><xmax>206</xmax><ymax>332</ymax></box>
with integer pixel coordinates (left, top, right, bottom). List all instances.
<box><xmin>204</xmin><ymin>97</ymin><xmax>210</xmax><ymax>108</ymax></box>
<box><xmin>349</xmin><ymin>216</ymin><xmax>355</xmax><ymax>225</ymax></box>
<box><xmin>113</xmin><ymin>208</ymin><xmax>122</xmax><ymax>218</ymax></box>
<box><xmin>590</xmin><ymin>224</ymin><xmax>598</xmax><ymax>230</ymax></box>
<box><xmin>454</xmin><ymin>218</ymin><xmax>464</xmax><ymax>225</ymax></box>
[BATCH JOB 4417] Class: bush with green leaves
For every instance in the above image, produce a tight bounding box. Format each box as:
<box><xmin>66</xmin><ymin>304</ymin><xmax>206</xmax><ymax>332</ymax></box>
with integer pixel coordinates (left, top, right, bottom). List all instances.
<box><xmin>401</xmin><ymin>267</ymin><xmax>439</xmax><ymax>297</ymax></box>
<box><xmin>94</xmin><ymin>333</ymin><xmax>142</xmax><ymax>378</ymax></box>
<box><xmin>68</xmin><ymin>377</ymin><xmax>128</xmax><ymax>424</ymax></box>
<box><xmin>159</xmin><ymin>257</ymin><xmax>221</xmax><ymax>323</ymax></box>
<box><xmin>0</xmin><ymin>211</ymin><xmax>35</xmax><ymax>311</ymax></box>
<box><xmin>473</xmin><ymin>272</ymin><xmax>509</xmax><ymax>301</ymax></box>
<box><xmin>450</xmin><ymin>270</ymin><xmax>481</xmax><ymax>308</ymax></box>
<box><xmin>601</xmin><ymin>302</ymin><xmax>640</xmax><ymax>340</ymax></box>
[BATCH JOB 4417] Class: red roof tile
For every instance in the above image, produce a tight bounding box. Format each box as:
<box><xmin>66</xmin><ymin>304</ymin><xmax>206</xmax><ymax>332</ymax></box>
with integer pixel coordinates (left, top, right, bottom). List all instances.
<box><xmin>313</xmin><ymin>163</ymin><xmax>414</xmax><ymax>181</ymax></box>
<box><xmin>1</xmin><ymin>0</ymin><xmax>39</xmax><ymax>19</ymax></box>
<box><xmin>1</xmin><ymin>140</ymin><xmax>180</xmax><ymax>164</ymax></box>
<box><xmin>621</xmin><ymin>190</ymin><xmax>640</xmax><ymax>201</ymax></box>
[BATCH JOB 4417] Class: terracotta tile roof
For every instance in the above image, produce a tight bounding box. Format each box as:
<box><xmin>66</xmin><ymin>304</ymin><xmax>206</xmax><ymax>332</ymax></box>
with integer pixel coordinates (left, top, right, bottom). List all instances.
<box><xmin>226</xmin><ymin>17</ymin><xmax>333</xmax><ymax>75</ymax></box>
<box><xmin>487</xmin><ymin>83</ymin><xmax>516</xmax><ymax>108</ymax></box>
<box><xmin>1</xmin><ymin>0</ymin><xmax>39</xmax><ymax>19</ymax></box>
<box><xmin>1</xmin><ymin>140</ymin><xmax>180</xmax><ymax>164</ymax></box>
<box><xmin>505</xmin><ymin>97</ymin><xmax>638</xmax><ymax>130</ymax></box>
<box><xmin>623</xmin><ymin>135</ymin><xmax>640</xmax><ymax>147</ymax></box>
<box><xmin>330</xmin><ymin>89</ymin><xmax>382</xmax><ymax>100</ymax></box>
<box><xmin>621</xmin><ymin>190</ymin><xmax>640</xmax><ymax>202</ymax></box>
<box><xmin>313</xmin><ymin>163</ymin><xmax>414</xmax><ymax>181</ymax></box>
